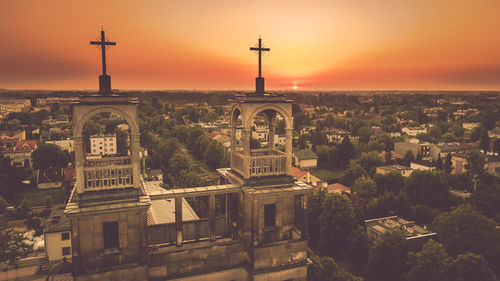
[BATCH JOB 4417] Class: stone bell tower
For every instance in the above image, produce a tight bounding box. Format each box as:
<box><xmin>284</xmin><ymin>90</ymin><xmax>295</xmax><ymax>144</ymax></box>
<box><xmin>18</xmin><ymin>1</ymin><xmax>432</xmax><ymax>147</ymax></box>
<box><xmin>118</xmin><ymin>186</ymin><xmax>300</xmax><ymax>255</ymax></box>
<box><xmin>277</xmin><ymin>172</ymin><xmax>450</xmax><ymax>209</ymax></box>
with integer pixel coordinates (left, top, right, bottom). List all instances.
<box><xmin>65</xmin><ymin>29</ymin><xmax>150</xmax><ymax>281</ymax></box>
<box><xmin>223</xmin><ymin>37</ymin><xmax>311</xmax><ymax>281</ymax></box>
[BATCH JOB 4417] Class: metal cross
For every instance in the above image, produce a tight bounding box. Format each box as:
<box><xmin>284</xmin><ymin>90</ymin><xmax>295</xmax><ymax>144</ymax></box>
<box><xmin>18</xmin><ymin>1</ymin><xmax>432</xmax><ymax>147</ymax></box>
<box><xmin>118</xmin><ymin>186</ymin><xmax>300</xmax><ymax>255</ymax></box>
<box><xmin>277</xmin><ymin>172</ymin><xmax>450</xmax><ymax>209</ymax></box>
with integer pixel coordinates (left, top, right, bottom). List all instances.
<box><xmin>250</xmin><ymin>36</ymin><xmax>270</xmax><ymax>77</ymax></box>
<box><xmin>90</xmin><ymin>28</ymin><xmax>116</xmax><ymax>76</ymax></box>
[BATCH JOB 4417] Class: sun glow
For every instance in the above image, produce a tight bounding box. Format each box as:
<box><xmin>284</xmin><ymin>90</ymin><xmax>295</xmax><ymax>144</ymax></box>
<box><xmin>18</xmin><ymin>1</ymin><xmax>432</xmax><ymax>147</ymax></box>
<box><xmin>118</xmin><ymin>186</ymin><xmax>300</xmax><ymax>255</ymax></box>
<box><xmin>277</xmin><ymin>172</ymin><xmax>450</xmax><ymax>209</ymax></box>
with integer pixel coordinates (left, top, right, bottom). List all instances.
<box><xmin>292</xmin><ymin>85</ymin><xmax>298</xmax><ymax>90</ymax></box>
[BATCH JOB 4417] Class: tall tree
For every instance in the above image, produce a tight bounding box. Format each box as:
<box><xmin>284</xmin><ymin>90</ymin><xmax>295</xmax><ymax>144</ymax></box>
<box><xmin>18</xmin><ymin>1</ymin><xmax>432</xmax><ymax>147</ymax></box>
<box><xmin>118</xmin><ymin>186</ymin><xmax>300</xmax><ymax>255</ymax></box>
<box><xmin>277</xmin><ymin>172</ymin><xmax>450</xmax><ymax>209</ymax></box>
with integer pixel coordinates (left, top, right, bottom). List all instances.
<box><xmin>31</xmin><ymin>143</ymin><xmax>63</xmax><ymax>169</ymax></box>
<box><xmin>448</xmin><ymin>253</ymin><xmax>498</xmax><ymax>281</ymax></box>
<box><xmin>404</xmin><ymin>170</ymin><xmax>449</xmax><ymax>208</ymax></box>
<box><xmin>444</xmin><ymin>153</ymin><xmax>453</xmax><ymax>174</ymax></box>
<box><xmin>352</xmin><ymin>176</ymin><xmax>377</xmax><ymax>199</ymax></box>
<box><xmin>365</xmin><ymin>229</ymin><xmax>408</xmax><ymax>281</ymax></box>
<box><xmin>480</xmin><ymin>130</ymin><xmax>491</xmax><ymax>152</ymax></box>
<box><xmin>405</xmin><ymin>240</ymin><xmax>450</xmax><ymax>281</ymax></box>
<box><xmin>307</xmin><ymin>250</ymin><xmax>363</xmax><ymax>281</ymax></box>
<box><xmin>432</xmin><ymin>204</ymin><xmax>500</xmax><ymax>273</ymax></box>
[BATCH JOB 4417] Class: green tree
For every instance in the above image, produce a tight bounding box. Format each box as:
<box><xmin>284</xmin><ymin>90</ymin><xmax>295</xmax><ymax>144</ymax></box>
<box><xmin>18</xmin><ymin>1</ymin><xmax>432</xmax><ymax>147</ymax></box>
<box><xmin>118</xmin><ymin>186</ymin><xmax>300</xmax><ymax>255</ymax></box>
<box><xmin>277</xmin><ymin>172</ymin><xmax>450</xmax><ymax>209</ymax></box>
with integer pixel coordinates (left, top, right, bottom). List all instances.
<box><xmin>308</xmin><ymin>249</ymin><xmax>364</xmax><ymax>281</ymax></box>
<box><xmin>373</xmin><ymin>172</ymin><xmax>405</xmax><ymax>195</ymax></box>
<box><xmin>0</xmin><ymin>217</ymin><xmax>32</xmax><ymax>264</ymax></box>
<box><xmin>480</xmin><ymin>130</ymin><xmax>491</xmax><ymax>152</ymax></box>
<box><xmin>403</xmin><ymin>150</ymin><xmax>415</xmax><ymax>166</ymax></box>
<box><xmin>405</xmin><ymin>240</ymin><xmax>449</xmax><ymax>281</ymax></box>
<box><xmin>448</xmin><ymin>253</ymin><xmax>498</xmax><ymax>281</ymax></box>
<box><xmin>358</xmin><ymin>126</ymin><xmax>371</xmax><ymax>144</ymax></box>
<box><xmin>444</xmin><ymin>153</ymin><xmax>453</xmax><ymax>174</ymax></box>
<box><xmin>250</xmin><ymin>137</ymin><xmax>261</xmax><ymax>149</ymax></box>
<box><xmin>168</xmin><ymin>151</ymin><xmax>190</xmax><ymax>173</ymax></box>
<box><xmin>357</xmin><ymin>151</ymin><xmax>383</xmax><ymax>174</ymax></box>
<box><xmin>364</xmin><ymin>191</ymin><xmax>409</xmax><ymax>219</ymax></box>
<box><xmin>352</xmin><ymin>176</ymin><xmax>377</xmax><ymax>199</ymax></box>
<box><xmin>31</xmin><ymin>143</ymin><xmax>64</xmax><ymax>169</ymax></box>
<box><xmin>341</xmin><ymin>164</ymin><xmax>368</xmax><ymax>187</ymax></box>
<box><xmin>18</xmin><ymin>198</ymin><xmax>32</xmax><ymax>214</ymax></box>
<box><xmin>309</xmin><ymin>191</ymin><xmax>369</xmax><ymax>267</ymax></box>
<box><xmin>114</xmin><ymin>128</ymin><xmax>129</xmax><ymax>155</ymax></box>
<box><xmin>338</xmin><ymin>136</ymin><xmax>355</xmax><ymax>169</ymax></box>
<box><xmin>432</xmin><ymin>204</ymin><xmax>500</xmax><ymax>271</ymax></box>
<box><xmin>365</xmin><ymin>229</ymin><xmax>408</xmax><ymax>281</ymax></box>
<box><xmin>404</xmin><ymin>171</ymin><xmax>449</xmax><ymax>208</ymax></box>
<box><xmin>465</xmin><ymin>151</ymin><xmax>486</xmax><ymax>191</ymax></box>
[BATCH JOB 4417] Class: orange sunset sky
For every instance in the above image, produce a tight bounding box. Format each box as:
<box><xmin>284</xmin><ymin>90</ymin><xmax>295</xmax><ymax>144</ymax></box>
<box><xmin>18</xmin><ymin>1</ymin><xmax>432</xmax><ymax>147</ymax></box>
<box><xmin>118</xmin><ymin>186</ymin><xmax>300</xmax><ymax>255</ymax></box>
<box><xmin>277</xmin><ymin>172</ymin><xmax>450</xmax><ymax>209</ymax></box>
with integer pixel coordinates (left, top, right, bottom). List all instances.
<box><xmin>1</xmin><ymin>0</ymin><xmax>499</xmax><ymax>91</ymax></box>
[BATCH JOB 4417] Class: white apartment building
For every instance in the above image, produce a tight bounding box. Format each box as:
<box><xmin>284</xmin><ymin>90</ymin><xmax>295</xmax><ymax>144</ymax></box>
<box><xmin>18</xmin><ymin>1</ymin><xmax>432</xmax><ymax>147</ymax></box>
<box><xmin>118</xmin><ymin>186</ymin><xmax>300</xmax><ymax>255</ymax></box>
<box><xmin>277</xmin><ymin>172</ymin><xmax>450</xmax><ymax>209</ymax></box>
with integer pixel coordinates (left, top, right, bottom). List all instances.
<box><xmin>90</xmin><ymin>134</ymin><xmax>116</xmax><ymax>155</ymax></box>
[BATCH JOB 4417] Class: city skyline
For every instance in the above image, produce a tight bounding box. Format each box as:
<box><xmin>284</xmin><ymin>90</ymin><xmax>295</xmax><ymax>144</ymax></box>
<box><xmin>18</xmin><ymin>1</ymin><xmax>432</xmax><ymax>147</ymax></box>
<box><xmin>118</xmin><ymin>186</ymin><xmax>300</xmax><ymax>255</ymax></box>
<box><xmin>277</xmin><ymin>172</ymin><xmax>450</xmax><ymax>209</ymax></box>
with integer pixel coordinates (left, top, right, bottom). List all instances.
<box><xmin>1</xmin><ymin>0</ymin><xmax>499</xmax><ymax>91</ymax></box>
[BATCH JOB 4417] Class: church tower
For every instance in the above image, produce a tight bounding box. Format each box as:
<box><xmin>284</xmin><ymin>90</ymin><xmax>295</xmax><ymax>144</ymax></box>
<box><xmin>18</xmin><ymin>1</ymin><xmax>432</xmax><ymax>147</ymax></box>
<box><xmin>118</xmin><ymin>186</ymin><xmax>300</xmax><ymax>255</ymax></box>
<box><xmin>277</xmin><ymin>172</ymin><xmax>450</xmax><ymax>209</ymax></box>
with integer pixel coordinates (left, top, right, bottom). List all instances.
<box><xmin>65</xmin><ymin>29</ymin><xmax>150</xmax><ymax>281</ymax></box>
<box><xmin>224</xmin><ymin>36</ymin><xmax>311</xmax><ymax>281</ymax></box>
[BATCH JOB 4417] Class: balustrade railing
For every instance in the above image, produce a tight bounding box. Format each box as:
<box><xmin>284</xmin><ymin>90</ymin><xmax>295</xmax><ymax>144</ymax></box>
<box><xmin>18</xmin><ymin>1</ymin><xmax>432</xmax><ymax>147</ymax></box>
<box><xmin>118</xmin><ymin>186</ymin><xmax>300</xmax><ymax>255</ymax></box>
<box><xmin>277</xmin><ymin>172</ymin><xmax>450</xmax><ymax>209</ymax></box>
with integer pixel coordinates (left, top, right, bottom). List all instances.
<box><xmin>231</xmin><ymin>149</ymin><xmax>287</xmax><ymax>178</ymax></box>
<box><xmin>83</xmin><ymin>165</ymin><xmax>133</xmax><ymax>189</ymax></box>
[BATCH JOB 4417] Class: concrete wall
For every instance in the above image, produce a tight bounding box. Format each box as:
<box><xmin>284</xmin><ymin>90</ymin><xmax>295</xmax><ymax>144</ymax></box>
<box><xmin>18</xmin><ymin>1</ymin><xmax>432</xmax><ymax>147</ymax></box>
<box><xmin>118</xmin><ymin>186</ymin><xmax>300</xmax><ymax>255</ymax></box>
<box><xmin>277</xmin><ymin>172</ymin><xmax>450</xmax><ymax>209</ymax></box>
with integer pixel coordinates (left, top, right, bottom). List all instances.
<box><xmin>148</xmin><ymin>240</ymin><xmax>249</xmax><ymax>279</ymax></box>
<box><xmin>74</xmin><ymin>264</ymin><xmax>147</xmax><ymax>281</ymax></box>
<box><xmin>45</xmin><ymin>231</ymin><xmax>72</xmax><ymax>261</ymax></box>
<box><xmin>71</xmin><ymin>209</ymin><xmax>147</xmax><ymax>275</ymax></box>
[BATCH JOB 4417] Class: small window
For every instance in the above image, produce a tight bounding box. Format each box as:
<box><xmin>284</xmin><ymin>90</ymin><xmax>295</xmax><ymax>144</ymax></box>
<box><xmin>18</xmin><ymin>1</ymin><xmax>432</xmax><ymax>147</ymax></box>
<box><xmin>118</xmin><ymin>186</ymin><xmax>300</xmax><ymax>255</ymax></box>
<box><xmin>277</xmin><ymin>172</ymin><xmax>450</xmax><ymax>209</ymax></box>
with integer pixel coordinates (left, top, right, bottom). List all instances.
<box><xmin>103</xmin><ymin>221</ymin><xmax>119</xmax><ymax>249</ymax></box>
<box><xmin>62</xmin><ymin>247</ymin><xmax>71</xmax><ymax>256</ymax></box>
<box><xmin>264</xmin><ymin>204</ymin><xmax>276</xmax><ymax>227</ymax></box>
<box><xmin>61</xmin><ymin>232</ymin><xmax>70</xmax><ymax>240</ymax></box>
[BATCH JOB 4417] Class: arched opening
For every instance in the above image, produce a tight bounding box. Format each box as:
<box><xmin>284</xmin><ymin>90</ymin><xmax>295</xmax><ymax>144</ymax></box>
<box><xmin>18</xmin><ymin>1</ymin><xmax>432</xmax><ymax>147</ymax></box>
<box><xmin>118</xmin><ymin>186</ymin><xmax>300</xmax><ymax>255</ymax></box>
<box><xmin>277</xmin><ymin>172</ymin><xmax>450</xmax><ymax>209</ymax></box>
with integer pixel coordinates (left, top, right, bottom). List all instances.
<box><xmin>230</xmin><ymin>103</ymin><xmax>292</xmax><ymax>179</ymax></box>
<box><xmin>74</xmin><ymin>106</ymin><xmax>140</xmax><ymax>191</ymax></box>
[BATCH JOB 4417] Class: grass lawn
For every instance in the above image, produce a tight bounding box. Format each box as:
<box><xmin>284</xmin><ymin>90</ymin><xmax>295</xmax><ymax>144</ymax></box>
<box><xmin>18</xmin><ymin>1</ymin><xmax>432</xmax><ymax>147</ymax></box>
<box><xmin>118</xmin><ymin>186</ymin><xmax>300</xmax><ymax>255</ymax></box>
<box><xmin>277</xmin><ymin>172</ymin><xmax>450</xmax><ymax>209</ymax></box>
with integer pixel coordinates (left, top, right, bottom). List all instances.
<box><xmin>311</xmin><ymin>167</ymin><xmax>343</xmax><ymax>182</ymax></box>
<box><xmin>13</xmin><ymin>186</ymin><xmax>68</xmax><ymax>206</ymax></box>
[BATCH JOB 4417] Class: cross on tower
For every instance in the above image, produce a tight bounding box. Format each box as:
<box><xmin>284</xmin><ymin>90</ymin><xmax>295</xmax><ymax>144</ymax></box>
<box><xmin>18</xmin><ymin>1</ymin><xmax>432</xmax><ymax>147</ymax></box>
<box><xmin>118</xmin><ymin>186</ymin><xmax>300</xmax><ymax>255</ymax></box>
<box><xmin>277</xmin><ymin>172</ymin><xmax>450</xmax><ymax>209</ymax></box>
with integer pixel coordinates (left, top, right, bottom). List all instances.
<box><xmin>90</xmin><ymin>28</ymin><xmax>116</xmax><ymax>76</ymax></box>
<box><xmin>250</xmin><ymin>36</ymin><xmax>270</xmax><ymax>78</ymax></box>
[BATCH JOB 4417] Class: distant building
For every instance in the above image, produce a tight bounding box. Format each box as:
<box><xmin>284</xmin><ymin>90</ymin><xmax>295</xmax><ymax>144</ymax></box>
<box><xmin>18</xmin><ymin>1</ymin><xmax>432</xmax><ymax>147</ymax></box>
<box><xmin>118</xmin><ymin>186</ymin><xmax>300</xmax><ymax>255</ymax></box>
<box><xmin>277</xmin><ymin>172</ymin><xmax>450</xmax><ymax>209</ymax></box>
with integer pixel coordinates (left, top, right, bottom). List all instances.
<box><xmin>43</xmin><ymin>211</ymin><xmax>72</xmax><ymax>262</ymax></box>
<box><xmin>0</xmin><ymin>99</ymin><xmax>31</xmax><ymax>115</ymax></box>
<box><xmin>293</xmin><ymin>148</ymin><xmax>318</xmax><ymax>169</ymax></box>
<box><xmin>429</xmin><ymin>143</ymin><xmax>461</xmax><ymax>160</ymax></box>
<box><xmin>0</xmin><ymin>129</ymin><xmax>26</xmax><ymax>141</ymax></box>
<box><xmin>45</xmin><ymin>139</ymin><xmax>74</xmax><ymax>152</ymax></box>
<box><xmin>365</xmin><ymin>216</ymin><xmax>436</xmax><ymax>244</ymax></box>
<box><xmin>376</xmin><ymin>165</ymin><xmax>413</xmax><ymax>177</ymax></box>
<box><xmin>89</xmin><ymin>134</ymin><xmax>116</xmax><ymax>155</ymax></box>
<box><xmin>402</xmin><ymin>126</ymin><xmax>427</xmax><ymax>137</ymax></box>
<box><xmin>395</xmin><ymin>139</ymin><xmax>432</xmax><ymax>160</ymax></box>
<box><xmin>462</xmin><ymin>122</ymin><xmax>480</xmax><ymax>130</ymax></box>
<box><xmin>292</xmin><ymin>167</ymin><xmax>321</xmax><ymax>186</ymax></box>
<box><xmin>410</xmin><ymin>161</ymin><xmax>436</xmax><ymax>172</ymax></box>
<box><xmin>451</xmin><ymin>152</ymin><xmax>468</xmax><ymax>174</ymax></box>
<box><xmin>37</xmin><ymin>167</ymin><xmax>64</xmax><ymax>189</ymax></box>
<box><xmin>0</xmin><ymin>139</ymin><xmax>37</xmax><ymax>166</ymax></box>
<box><xmin>314</xmin><ymin>182</ymin><xmax>351</xmax><ymax>194</ymax></box>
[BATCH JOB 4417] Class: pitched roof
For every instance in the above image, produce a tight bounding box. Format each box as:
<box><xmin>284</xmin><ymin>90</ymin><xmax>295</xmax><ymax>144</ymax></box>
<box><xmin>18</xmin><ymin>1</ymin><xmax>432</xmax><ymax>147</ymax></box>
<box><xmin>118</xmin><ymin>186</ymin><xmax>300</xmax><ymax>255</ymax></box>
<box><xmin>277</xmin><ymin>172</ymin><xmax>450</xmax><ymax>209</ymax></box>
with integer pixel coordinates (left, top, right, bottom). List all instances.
<box><xmin>326</xmin><ymin>183</ymin><xmax>351</xmax><ymax>194</ymax></box>
<box><xmin>291</xmin><ymin>167</ymin><xmax>308</xmax><ymax>179</ymax></box>
<box><xmin>293</xmin><ymin>149</ymin><xmax>318</xmax><ymax>160</ymax></box>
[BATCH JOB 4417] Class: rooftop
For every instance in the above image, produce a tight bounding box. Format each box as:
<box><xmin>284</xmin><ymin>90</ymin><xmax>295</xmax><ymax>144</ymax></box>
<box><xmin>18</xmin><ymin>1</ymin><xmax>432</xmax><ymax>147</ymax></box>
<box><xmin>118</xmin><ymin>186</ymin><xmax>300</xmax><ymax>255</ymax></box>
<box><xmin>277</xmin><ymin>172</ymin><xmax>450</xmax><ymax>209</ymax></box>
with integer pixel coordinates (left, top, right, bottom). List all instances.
<box><xmin>377</xmin><ymin>165</ymin><xmax>412</xmax><ymax>172</ymax></box>
<box><xmin>293</xmin><ymin>149</ymin><xmax>318</xmax><ymax>161</ymax></box>
<box><xmin>365</xmin><ymin>216</ymin><xmax>436</xmax><ymax>240</ymax></box>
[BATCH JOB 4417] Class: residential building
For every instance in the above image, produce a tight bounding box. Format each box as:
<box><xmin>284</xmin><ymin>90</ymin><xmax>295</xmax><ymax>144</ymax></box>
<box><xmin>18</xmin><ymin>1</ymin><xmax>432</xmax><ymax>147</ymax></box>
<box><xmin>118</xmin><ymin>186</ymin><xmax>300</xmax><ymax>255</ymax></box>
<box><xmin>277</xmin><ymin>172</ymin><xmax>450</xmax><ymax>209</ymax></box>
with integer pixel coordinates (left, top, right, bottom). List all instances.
<box><xmin>451</xmin><ymin>153</ymin><xmax>468</xmax><ymax>174</ymax></box>
<box><xmin>44</xmin><ymin>211</ymin><xmax>72</xmax><ymax>262</ymax></box>
<box><xmin>45</xmin><ymin>139</ymin><xmax>74</xmax><ymax>152</ymax></box>
<box><xmin>376</xmin><ymin>165</ymin><xmax>413</xmax><ymax>177</ymax></box>
<box><xmin>89</xmin><ymin>134</ymin><xmax>116</xmax><ymax>155</ymax></box>
<box><xmin>394</xmin><ymin>139</ymin><xmax>432</xmax><ymax>160</ymax></box>
<box><xmin>293</xmin><ymin>149</ymin><xmax>318</xmax><ymax>169</ymax></box>
<box><xmin>292</xmin><ymin>167</ymin><xmax>321</xmax><ymax>186</ymax></box>
<box><xmin>365</xmin><ymin>216</ymin><xmax>436</xmax><ymax>245</ymax></box>
<box><xmin>410</xmin><ymin>161</ymin><xmax>436</xmax><ymax>172</ymax></box>
<box><xmin>0</xmin><ymin>139</ymin><xmax>37</xmax><ymax>166</ymax></box>
<box><xmin>462</xmin><ymin>122</ymin><xmax>480</xmax><ymax>130</ymax></box>
<box><xmin>402</xmin><ymin>126</ymin><xmax>427</xmax><ymax>136</ymax></box>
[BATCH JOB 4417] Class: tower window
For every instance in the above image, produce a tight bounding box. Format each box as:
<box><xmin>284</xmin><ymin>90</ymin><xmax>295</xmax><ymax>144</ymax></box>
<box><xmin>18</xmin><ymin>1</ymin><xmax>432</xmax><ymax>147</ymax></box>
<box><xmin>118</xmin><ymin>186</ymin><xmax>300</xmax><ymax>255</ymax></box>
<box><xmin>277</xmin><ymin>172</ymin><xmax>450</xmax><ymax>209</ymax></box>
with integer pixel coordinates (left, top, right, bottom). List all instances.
<box><xmin>264</xmin><ymin>204</ymin><xmax>276</xmax><ymax>227</ymax></box>
<box><xmin>62</xmin><ymin>247</ymin><xmax>71</xmax><ymax>256</ymax></box>
<box><xmin>103</xmin><ymin>221</ymin><xmax>119</xmax><ymax>249</ymax></box>
<box><xmin>61</xmin><ymin>232</ymin><xmax>70</xmax><ymax>240</ymax></box>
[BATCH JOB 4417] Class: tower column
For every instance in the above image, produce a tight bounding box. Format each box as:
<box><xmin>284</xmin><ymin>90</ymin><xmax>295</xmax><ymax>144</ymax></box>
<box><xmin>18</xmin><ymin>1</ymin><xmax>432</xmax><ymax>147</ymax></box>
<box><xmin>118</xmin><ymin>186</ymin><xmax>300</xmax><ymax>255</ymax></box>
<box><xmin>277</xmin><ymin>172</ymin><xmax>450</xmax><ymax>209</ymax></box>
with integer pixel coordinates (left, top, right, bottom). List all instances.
<box><xmin>268</xmin><ymin>114</ymin><xmax>276</xmax><ymax>149</ymax></box>
<box><xmin>302</xmin><ymin>195</ymin><xmax>309</xmax><ymax>239</ymax></box>
<box><xmin>130</xmin><ymin>133</ymin><xmax>141</xmax><ymax>187</ymax></box>
<box><xmin>209</xmin><ymin>194</ymin><xmax>216</xmax><ymax>242</ymax></box>
<box><xmin>75</xmin><ymin>136</ymin><xmax>85</xmax><ymax>193</ymax></box>
<box><xmin>285</xmin><ymin>128</ymin><xmax>293</xmax><ymax>175</ymax></box>
<box><xmin>230</xmin><ymin>125</ymin><xmax>236</xmax><ymax>167</ymax></box>
<box><xmin>175</xmin><ymin>197</ymin><xmax>183</xmax><ymax>247</ymax></box>
<box><xmin>242</xmin><ymin>129</ymin><xmax>251</xmax><ymax>179</ymax></box>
